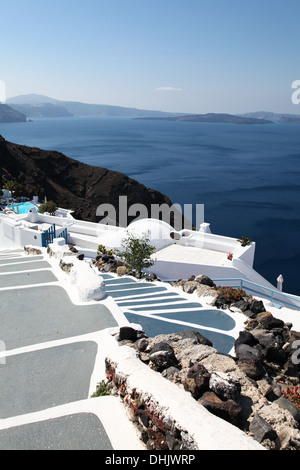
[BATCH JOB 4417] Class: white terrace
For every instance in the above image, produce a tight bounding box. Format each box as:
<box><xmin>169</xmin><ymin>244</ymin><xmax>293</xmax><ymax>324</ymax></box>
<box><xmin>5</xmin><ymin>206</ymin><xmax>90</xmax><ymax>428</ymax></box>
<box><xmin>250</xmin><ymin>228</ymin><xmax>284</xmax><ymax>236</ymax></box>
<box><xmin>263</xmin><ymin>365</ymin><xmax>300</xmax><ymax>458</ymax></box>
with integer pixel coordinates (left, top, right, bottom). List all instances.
<box><xmin>0</xmin><ymin>203</ymin><xmax>276</xmax><ymax>292</ymax></box>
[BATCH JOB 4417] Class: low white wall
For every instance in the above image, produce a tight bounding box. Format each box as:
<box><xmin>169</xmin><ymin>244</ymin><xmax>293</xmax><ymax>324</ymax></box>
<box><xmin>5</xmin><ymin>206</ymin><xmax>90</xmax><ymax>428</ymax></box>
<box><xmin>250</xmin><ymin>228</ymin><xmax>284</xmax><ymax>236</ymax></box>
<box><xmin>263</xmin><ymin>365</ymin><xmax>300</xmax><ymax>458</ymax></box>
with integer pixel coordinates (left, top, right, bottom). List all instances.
<box><xmin>146</xmin><ymin>257</ymin><xmax>276</xmax><ymax>290</ymax></box>
<box><xmin>27</xmin><ymin>212</ymin><xmax>125</xmax><ymax>240</ymax></box>
<box><xmin>105</xmin><ymin>334</ymin><xmax>263</xmax><ymax>450</ymax></box>
<box><xmin>233</xmin><ymin>243</ymin><xmax>256</xmax><ymax>268</ymax></box>
<box><xmin>177</xmin><ymin>230</ymin><xmax>240</xmax><ymax>253</ymax></box>
<box><xmin>147</xmin><ymin>259</ymin><xmax>242</xmax><ymax>281</ymax></box>
<box><xmin>0</xmin><ymin>216</ymin><xmax>42</xmax><ymax>249</ymax></box>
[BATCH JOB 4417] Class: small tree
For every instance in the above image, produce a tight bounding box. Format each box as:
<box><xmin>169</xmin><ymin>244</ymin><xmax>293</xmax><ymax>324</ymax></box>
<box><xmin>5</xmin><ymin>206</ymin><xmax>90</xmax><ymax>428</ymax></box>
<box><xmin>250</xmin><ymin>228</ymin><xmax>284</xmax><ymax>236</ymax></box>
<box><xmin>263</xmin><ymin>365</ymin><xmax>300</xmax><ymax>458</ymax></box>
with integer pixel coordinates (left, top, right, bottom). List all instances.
<box><xmin>3</xmin><ymin>180</ymin><xmax>25</xmax><ymax>198</ymax></box>
<box><xmin>117</xmin><ymin>231</ymin><xmax>156</xmax><ymax>278</ymax></box>
<box><xmin>38</xmin><ymin>200</ymin><xmax>57</xmax><ymax>216</ymax></box>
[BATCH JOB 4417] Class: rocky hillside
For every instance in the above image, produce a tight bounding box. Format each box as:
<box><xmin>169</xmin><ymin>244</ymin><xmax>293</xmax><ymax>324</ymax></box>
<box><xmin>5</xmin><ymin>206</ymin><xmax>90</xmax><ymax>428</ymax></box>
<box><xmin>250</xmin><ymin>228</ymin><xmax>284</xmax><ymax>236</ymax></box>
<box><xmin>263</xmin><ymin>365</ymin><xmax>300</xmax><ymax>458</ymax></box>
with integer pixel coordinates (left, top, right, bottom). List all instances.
<box><xmin>0</xmin><ymin>104</ymin><xmax>27</xmax><ymax>123</ymax></box>
<box><xmin>0</xmin><ymin>135</ymin><xmax>173</xmax><ymax>224</ymax></box>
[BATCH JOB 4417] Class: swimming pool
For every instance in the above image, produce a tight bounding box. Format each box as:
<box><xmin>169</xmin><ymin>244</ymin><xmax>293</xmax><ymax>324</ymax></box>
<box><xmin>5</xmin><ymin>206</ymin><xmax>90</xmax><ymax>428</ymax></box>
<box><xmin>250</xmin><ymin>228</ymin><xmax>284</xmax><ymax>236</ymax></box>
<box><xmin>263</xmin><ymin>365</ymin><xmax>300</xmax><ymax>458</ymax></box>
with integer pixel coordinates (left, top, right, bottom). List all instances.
<box><xmin>10</xmin><ymin>202</ymin><xmax>37</xmax><ymax>215</ymax></box>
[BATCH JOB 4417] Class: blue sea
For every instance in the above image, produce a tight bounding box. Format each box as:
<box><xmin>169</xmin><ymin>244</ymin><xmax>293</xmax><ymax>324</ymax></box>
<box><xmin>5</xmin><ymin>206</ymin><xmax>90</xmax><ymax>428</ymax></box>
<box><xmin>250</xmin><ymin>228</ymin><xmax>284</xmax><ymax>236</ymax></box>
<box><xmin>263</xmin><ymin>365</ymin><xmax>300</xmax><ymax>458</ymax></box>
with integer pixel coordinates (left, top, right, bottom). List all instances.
<box><xmin>1</xmin><ymin>117</ymin><xmax>300</xmax><ymax>296</ymax></box>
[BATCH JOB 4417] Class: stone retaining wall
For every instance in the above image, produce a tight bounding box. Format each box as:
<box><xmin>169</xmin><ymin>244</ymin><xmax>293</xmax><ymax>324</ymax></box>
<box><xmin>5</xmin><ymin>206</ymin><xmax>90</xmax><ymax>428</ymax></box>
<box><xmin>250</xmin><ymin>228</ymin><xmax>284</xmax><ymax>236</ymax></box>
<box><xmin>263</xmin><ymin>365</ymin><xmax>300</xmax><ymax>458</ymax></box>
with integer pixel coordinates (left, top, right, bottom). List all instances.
<box><xmin>104</xmin><ymin>329</ymin><xmax>263</xmax><ymax>451</ymax></box>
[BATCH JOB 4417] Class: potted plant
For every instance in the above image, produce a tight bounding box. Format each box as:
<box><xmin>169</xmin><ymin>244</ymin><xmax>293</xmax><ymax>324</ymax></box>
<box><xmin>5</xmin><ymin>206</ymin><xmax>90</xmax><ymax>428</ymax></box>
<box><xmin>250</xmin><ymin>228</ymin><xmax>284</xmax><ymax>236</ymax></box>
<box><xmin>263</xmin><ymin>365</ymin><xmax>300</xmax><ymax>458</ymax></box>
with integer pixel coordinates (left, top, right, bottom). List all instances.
<box><xmin>237</xmin><ymin>236</ymin><xmax>252</xmax><ymax>247</ymax></box>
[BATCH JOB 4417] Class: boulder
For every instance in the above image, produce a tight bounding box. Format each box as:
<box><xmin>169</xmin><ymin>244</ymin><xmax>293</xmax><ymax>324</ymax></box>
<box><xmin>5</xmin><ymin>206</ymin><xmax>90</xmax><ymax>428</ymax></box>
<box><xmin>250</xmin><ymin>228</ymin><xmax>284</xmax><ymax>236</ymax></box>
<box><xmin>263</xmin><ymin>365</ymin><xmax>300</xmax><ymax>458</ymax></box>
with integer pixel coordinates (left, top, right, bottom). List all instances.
<box><xmin>119</xmin><ymin>326</ymin><xmax>138</xmax><ymax>342</ymax></box>
<box><xmin>232</xmin><ymin>300</ymin><xmax>250</xmax><ymax>312</ymax></box>
<box><xmin>258</xmin><ymin>333</ymin><xmax>276</xmax><ymax>349</ymax></box>
<box><xmin>150</xmin><ymin>341</ymin><xmax>175</xmax><ymax>355</ymax></box>
<box><xmin>116</xmin><ymin>265</ymin><xmax>127</xmax><ymax>276</ymax></box>
<box><xmin>24</xmin><ymin>246</ymin><xmax>42</xmax><ymax>256</ymax></box>
<box><xmin>249</xmin><ymin>300</ymin><xmax>266</xmax><ymax>314</ymax></box>
<box><xmin>149</xmin><ymin>350</ymin><xmax>178</xmax><ymax>371</ymax></box>
<box><xmin>235</xmin><ymin>330</ymin><xmax>258</xmax><ymax>349</ymax></box>
<box><xmin>149</xmin><ymin>342</ymin><xmax>178</xmax><ymax>371</ymax></box>
<box><xmin>209</xmin><ymin>371</ymin><xmax>241</xmax><ymax>401</ymax></box>
<box><xmin>59</xmin><ymin>258</ymin><xmax>74</xmax><ymax>274</ymax></box>
<box><xmin>183</xmin><ymin>364</ymin><xmax>211</xmax><ymax>399</ymax></box>
<box><xmin>199</xmin><ymin>391</ymin><xmax>243</xmax><ymax>428</ymax></box>
<box><xmin>179</xmin><ymin>330</ymin><xmax>213</xmax><ymax>347</ymax></box>
<box><xmin>243</xmin><ymin>309</ymin><xmax>257</xmax><ymax>319</ymax></box>
<box><xmin>274</xmin><ymin>397</ymin><xmax>300</xmax><ymax>425</ymax></box>
<box><xmin>236</xmin><ymin>357</ymin><xmax>266</xmax><ymax>380</ymax></box>
<box><xmin>162</xmin><ymin>366</ymin><xmax>181</xmax><ymax>379</ymax></box>
<box><xmin>135</xmin><ymin>338</ymin><xmax>149</xmax><ymax>352</ymax></box>
<box><xmin>176</xmin><ymin>343</ymin><xmax>217</xmax><ymax>367</ymax></box>
<box><xmin>235</xmin><ymin>344</ymin><xmax>263</xmax><ymax>361</ymax></box>
<box><xmin>257</xmin><ymin>313</ymin><xmax>284</xmax><ymax>330</ymax></box>
<box><xmin>214</xmin><ymin>294</ymin><xmax>229</xmax><ymax>309</ymax></box>
<box><xmin>194</xmin><ymin>275</ymin><xmax>216</xmax><ymax>287</ymax></box>
<box><xmin>250</xmin><ymin>328</ymin><xmax>269</xmax><ymax>341</ymax></box>
<box><xmin>196</xmin><ymin>285</ymin><xmax>216</xmax><ymax>298</ymax></box>
<box><xmin>249</xmin><ymin>414</ymin><xmax>278</xmax><ymax>444</ymax></box>
<box><xmin>182</xmin><ymin>281</ymin><xmax>199</xmax><ymax>294</ymax></box>
<box><xmin>265</xmin><ymin>346</ymin><xmax>287</xmax><ymax>365</ymax></box>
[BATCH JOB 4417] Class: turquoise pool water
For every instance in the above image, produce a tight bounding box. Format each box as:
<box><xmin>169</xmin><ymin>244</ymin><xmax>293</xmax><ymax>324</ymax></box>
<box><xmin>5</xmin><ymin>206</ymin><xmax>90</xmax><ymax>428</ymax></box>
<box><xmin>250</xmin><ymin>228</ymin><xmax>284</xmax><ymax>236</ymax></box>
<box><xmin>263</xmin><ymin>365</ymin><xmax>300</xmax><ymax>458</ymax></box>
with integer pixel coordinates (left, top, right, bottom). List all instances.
<box><xmin>10</xmin><ymin>202</ymin><xmax>37</xmax><ymax>215</ymax></box>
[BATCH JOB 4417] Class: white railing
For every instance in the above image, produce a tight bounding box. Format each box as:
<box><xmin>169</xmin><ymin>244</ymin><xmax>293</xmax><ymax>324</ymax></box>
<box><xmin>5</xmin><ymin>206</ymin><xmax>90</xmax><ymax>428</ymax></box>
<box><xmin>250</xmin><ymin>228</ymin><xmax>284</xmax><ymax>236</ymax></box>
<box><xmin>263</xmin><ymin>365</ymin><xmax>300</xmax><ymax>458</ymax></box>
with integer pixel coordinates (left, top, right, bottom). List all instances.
<box><xmin>213</xmin><ymin>278</ymin><xmax>300</xmax><ymax>311</ymax></box>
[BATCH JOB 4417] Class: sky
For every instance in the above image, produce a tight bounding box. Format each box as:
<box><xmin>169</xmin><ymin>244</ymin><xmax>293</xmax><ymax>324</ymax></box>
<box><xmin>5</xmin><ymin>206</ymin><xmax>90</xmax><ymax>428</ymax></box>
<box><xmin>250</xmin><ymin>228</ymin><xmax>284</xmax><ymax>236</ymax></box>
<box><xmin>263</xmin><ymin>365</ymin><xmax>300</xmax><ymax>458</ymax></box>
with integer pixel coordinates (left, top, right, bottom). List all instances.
<box><xmin>1</xmin><ymin>0</ymin><xmax>300</xmax><ymax>114</ymax></box>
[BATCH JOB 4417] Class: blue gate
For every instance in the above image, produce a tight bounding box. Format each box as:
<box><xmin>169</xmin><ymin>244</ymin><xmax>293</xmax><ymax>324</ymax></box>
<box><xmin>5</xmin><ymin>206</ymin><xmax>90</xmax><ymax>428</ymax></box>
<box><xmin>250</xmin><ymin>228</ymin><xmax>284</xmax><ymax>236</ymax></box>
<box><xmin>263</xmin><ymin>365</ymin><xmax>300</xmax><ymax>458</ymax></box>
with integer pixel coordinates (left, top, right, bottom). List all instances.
<box><xmin>41</xmin><ymin>224</ymin><xmax>68</xmax><ymax>248</ymax></box>
<box><xmin>57</xmin><ymin>227</ymin><xmax>68</xmax><ymax>244</ymax></box>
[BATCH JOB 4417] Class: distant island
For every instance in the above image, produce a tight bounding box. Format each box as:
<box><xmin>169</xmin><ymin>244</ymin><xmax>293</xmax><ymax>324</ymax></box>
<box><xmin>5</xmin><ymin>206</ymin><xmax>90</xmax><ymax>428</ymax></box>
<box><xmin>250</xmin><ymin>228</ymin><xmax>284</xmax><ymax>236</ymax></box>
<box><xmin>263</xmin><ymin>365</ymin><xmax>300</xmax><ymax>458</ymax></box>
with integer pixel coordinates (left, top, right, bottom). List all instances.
<box><xmin>3</xmin><ymin>94</ymin><xmax>300</xmax><ymax>124</ymax></box>
<box><xmin>6</xmin><ymin>94</ymin><xmax>179</xmax><ymax>119</ymax></box>
<box><xmin>239</xmin><ymin>111</ymin><xmax>300</xmax><ymax>123</ymax></box>
<box><xmin>0</xmin><ymin>104</ymin><xmax>27</xmax><ymax>123</ymax></box>
<box><xmin>135</xmin><ymin>113</ymin><xmax>273</xmax><ymax>125</ymax></box>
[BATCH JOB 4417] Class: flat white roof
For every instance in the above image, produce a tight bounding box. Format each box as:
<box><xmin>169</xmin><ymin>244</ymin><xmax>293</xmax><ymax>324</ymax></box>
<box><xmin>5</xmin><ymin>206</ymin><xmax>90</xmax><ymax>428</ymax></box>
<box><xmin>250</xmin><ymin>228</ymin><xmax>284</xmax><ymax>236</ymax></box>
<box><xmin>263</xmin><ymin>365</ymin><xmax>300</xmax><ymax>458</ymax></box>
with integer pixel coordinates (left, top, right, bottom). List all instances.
<box><xmin>153</xmin><ymin>244</ymin><xmax>227</xmax><ymax>266</ymax></box>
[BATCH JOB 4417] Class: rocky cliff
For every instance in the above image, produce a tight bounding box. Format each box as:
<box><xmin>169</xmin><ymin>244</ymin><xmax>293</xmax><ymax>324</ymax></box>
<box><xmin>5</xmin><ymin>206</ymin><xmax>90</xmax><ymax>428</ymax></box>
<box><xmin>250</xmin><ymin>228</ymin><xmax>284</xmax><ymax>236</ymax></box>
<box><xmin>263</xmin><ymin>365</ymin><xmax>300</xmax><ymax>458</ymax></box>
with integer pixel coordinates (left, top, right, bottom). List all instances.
<box><xmin>0</xmin><ymin>104</ymin><xmax>27</xmax><ymax>123</ymax></box>
<box><xmin>0</xmin><ymin>135</ymin><xmax>173</xmax><ymax>224</ymax></box>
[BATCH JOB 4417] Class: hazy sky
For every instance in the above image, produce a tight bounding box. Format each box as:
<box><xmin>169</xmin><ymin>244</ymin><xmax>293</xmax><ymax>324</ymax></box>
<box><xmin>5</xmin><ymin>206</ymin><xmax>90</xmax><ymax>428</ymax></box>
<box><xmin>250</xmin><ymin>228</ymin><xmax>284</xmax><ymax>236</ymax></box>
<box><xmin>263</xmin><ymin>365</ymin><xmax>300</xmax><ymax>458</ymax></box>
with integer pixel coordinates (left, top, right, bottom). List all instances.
<box><xmin>1</xmin><ymin>0</ymin><xmax>300</xmax><ymax>114</ymax></box>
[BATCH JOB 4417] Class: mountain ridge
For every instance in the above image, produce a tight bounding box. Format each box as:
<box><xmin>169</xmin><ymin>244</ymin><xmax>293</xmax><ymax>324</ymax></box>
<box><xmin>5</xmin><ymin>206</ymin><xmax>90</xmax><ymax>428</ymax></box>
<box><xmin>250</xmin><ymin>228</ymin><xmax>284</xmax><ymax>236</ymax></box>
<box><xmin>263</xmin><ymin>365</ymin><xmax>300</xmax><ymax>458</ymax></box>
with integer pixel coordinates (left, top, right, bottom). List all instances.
<box><xmin>5</xmin><ymin>94</ymin><xmax>300</xmax><ymax>123</ymax></box>
<box><xmin>6</xmin><ymin>94</ymin><xmax>180</xmax><ymax>119</ymax></box>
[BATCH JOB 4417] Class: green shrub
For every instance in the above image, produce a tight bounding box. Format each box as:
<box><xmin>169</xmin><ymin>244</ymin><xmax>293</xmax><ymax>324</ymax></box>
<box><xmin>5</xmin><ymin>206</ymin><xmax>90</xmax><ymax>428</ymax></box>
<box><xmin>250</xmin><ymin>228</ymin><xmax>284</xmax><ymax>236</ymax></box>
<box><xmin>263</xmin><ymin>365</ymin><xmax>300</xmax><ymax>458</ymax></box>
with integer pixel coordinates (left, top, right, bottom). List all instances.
<box><xmin>97</xmin><ymin>244</ymin><xmax>115</xmax><ymax>256</ymax></box>
<box><xmin>38</xmin><ymin>200</ymin><xmax>57</xmax><ymax>215</ymax></box>
<box><xmin>116</xmin><ymin>231</ymin><xmax>156</xmax><ymax>278</ymax></box>
<box><xmin>90</xmin><ymin>380</ymin><xmax>111</xmax><ymax>398</ymax></box>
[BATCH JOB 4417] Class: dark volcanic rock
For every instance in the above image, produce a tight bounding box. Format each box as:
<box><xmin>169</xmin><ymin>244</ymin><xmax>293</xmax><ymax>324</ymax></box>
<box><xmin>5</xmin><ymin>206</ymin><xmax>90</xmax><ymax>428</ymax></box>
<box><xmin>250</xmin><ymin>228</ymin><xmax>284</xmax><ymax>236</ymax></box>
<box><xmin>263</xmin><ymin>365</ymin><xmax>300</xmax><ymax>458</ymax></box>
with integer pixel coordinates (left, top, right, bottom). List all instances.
<box><xmin>149</xmin><ymin>342</ymin><xmax>178</xmax><ymax>371</ymax></box>
<box><xmin>0</xmin><ymin>136</ymin><xmax>173</xmax><ymax>223</ymax></box>
<box><xmin>199</xmin><ymin>391</ymin><xmax>243</xmax><ymax>427</ymax></box>
<box><xmin>236</xmin><ymin>357</ymin><xmax>266</xmax><ymax>380</ymax></box>
<box><xmin>184</xmin><ymin>364</ymin><xmax>210</xmax><ymax>399</ymax></box>
<box><xmin>249</xmin><ymin>414</ymin><xmax>278</xmax><ymax>444</ymax></box>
